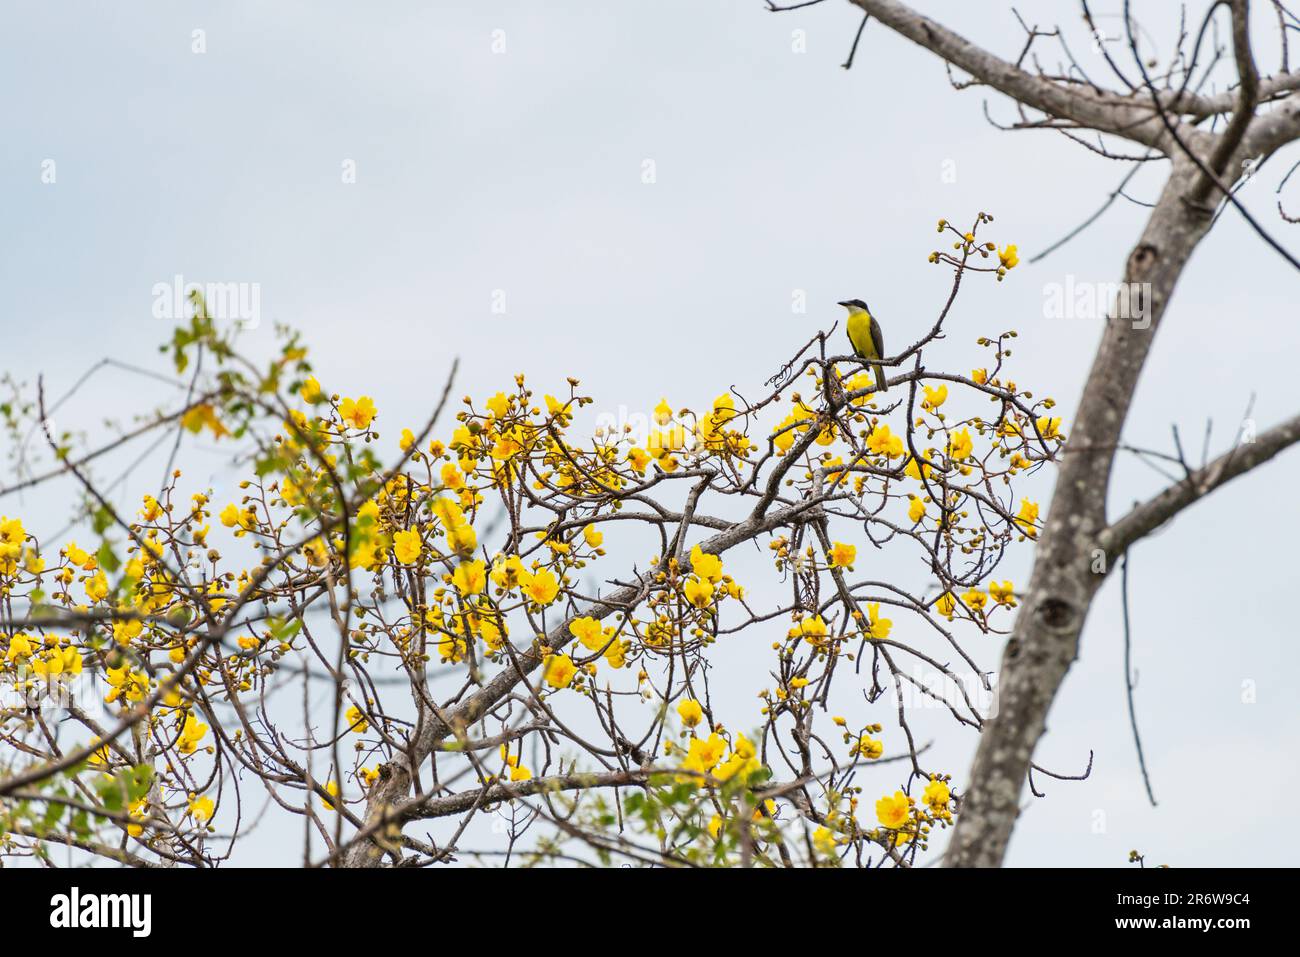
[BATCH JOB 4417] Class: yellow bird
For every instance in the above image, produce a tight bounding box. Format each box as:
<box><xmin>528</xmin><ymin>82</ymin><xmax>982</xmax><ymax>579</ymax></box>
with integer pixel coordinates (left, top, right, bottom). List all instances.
<box><xmin>837</xmin><ymin>298</ymin><xmax>887</xmax><ymax>394</ymax></box>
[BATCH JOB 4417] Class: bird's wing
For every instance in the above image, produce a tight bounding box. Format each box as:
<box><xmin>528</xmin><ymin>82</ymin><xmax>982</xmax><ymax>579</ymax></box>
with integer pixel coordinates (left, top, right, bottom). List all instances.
<box><xmin>870</xmin><ymin>316</ymin><xmax>885</xmax><ymax>360</ymax></box>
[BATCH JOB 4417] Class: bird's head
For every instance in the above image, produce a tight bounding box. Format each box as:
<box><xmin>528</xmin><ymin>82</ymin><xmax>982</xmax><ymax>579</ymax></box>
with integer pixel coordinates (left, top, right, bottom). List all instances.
<box><xmin>837</xmin><ymin>298</ymin><xmax>870</xmax><ymax>316</ymax></box>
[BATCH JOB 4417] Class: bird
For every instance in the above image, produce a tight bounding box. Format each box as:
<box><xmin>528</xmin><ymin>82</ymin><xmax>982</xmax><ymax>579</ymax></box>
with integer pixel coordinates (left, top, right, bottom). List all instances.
<box><xmin>837</xmin><ymin>299</ymin><xmax>887</xmax><ymax>394</ymax></box>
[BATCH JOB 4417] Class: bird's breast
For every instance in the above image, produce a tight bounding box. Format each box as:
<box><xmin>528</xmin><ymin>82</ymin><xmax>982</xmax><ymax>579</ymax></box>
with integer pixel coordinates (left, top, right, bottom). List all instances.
<box><xmin>846</xmin><ymin>313</ymin><xmax>877</xmax><ymax>359</ymax></box>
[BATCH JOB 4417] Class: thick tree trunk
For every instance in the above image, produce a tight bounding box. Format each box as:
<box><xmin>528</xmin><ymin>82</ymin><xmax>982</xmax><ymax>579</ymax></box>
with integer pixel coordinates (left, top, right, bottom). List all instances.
<box><xmin>944</xmin><ymin>156</ymin><xmax>1219</xmax><ymax>867</ymax></box>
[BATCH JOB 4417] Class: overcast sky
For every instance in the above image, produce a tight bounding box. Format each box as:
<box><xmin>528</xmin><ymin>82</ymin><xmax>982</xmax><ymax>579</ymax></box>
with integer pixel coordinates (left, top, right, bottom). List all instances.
<box><xmin>2</xmin><ymin>1</ymin><xmax>1298</xmax><ymax>867</ymax></box>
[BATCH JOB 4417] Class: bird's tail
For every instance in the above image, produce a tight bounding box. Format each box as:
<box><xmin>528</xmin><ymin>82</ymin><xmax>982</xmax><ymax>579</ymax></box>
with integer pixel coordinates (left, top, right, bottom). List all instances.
<box><xmin>872</xmin><ymin>361</ymin><xmax>888</xmax><ymax>394</ymax></box>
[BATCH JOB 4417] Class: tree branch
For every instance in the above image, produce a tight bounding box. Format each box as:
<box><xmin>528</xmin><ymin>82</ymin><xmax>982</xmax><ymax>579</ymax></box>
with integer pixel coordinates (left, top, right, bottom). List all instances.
<box><xmin>1103</xmin><ymin>411</ymin><xmax>1300</xmax><ymax>556</ymax></box>
<box><xmin>846</xmin><ymin>0</ymin><xmax>1173</xmax><ymax>148</ymax></box>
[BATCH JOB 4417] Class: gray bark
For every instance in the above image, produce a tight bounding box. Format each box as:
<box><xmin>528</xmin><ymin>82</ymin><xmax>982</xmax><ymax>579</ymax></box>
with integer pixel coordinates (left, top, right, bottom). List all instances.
<box><xmin>944</xmin><ymin>157</ymin><xmax>1218</xmax><ymax>866</ymax></box>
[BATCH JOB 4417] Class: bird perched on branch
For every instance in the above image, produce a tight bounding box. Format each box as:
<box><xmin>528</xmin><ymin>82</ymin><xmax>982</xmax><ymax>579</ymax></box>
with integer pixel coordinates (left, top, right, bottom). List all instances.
<box><xmin>837</xmin><ymin>299</ymin><xmax>887</xmax><ymax>394</ymax></box>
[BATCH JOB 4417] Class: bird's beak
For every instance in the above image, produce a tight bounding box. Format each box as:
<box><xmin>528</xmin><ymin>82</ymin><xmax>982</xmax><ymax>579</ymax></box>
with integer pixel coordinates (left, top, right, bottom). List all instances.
<box><xmin>836</xmin><ymin>300</ymin><xmax>850</xmax><ymax>307</ymax></box>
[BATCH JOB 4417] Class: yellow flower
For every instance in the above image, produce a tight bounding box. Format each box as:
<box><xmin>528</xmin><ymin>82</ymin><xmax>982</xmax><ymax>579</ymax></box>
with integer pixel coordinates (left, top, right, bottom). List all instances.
<box><xmin>903</xmin><ymin>455</ymin><xmax>932</xmax><ymax>481</ymax></box>
<box><xmin>627</xmin><ymin>447</ymin><xmax>651</xmax><ymax>474</ymax></box>
<box><xmin>855</xmin><ymin>735</ymin><xmax>884</xmax><ymax>760</ymax></box>
<box><xmin>681</xmin><ymin>732</ymin><xmax>727</xmax><ymax>778</ymax></box>
<box><xmin>124</xmin><ymin>797</ymin><xmax>147</xmax><ymax>838</ymax></box>
<box><xmin>772</xmin><ymin>416</ymin><xmax>798</xmax><ymax>454</ymax></box>
<box><xmin>867</xmin><ymin>423</ymin><xmax>904</xmax><ymax>459</ymax></box>
<box><xmin>177</xmin><ymin>714</ymin><xmax>208</xmax><ymax>755</ymax></box>
<box><xmin>188</xmin><ymin>795</ymin><xmax>215</xmax><ymax>823</ymax></box>
<box><xmin>432</xmin><ymin>497</ymin><xmax>466</xmax><ymax>529</ymax></box>
<box><xmin>813</xmin><ymin>826</ymin><xmax>839</xmax><ymax>856</ymax></box>
<box><xmin>582</xmin><ymin>525</ymin><xmax>603</xmax><ymax>548</ymax></box>
<box><xmin>339</xmin><ymin>396</ymin><xmax>377</xmax><ymax>430</ymax></box>
<box><xmin>303</xmin><ymin>537</ymin><xmax>330</xmax><ymax>567</ymax></box>
<box><xmin>181</xmin><ymin>404</ymin><xmax>229</xmax><ymax>439</ymax></box>
<box><xmin>998</xmin><ymin>244</ymin><xmax>1019</xmax><ymax>269</ymax></box>
<box><xmin>491</xmin><ymin>431</ymin><xmax>523</xmax><ymax>462</ymax></box>
<box><xmin>346</xmin><ymin>704</ymin><xmax>369</xmax><ymax>734</ymax></box>
<box><xmin>0</xmin><ymin>516</ymin><xmax>27</xmax><ymax>560</ymax></box>
<box><xmin>569</xmin><ymin>616</ymin><xmax>605</xmax><ymax>651</ymax></box>
<box><xmin>104</xmin><ymin>666</ymin><xmax>150</xmax><ymax>704</ymax></box>
<box><xmin>300</xmin><ymin>376</ymin><xmax>322</xmax><ymax>402</ymax></box>
<box><xmin>689</xmin><ymin>544</ymin><xmax>723</xmax><ymax>582</ymax></box>
<box><xmin>921</xmin><ymin>384</ymin><xmax>948</xmax><ymax>411</ymax></box>
<box><xmin>19</xmin><ymin>548</ymin><xmax>42</xmax><ymax>579</ymax></box>
<box><xmin>923</xmin><ymin>776</ymin><xmax>951</xmax><ymax>812</ymax></box>
<box><xmin>875</xmin><ymin>790</ymin><xmax>911</xmax><ymax>829</ymax></box>
<box><xmin>603</xmin><ymin>637</ymin><xmax>630</xmax><ymax>669</ymax></box>
<box><xmin>714</xmin><ymin>734</ymin><xmax>760</xmax><ymax>782</ymax></box>
<box><xmin>440</xmin><ymin>462</ymin><xmax>465</xmax><ymax>491</ymax></box>
<box><xmin>947</xmin><ymin>428</ymin><xmax>973</xmax><ymax>461</ymax></box>
<box><xmin>1016</xmin><ymin>498</ymin><xmax>1040</xmax><ymax>537</ymax></box>
<box><xmin>907</xmin><ymin>496</ymin><xmax>926</xmax><ymax>523</ymax></box>
<box><xmin>447</xmin><ymin>523</ymin><xmax>477</xmax><ymax>557</ymax></box>
<box><xmin>486</xmin><ymin>392</ymin><xmax>510</xmax><ymax>418</ymax></box>
<box><xmin>452</xmin><ymin>559</ymin><xmax>487</xmax><ymax>596</ymax></box>
<box><xmin>522</xmin><ymin>567</ymin><xmax>560</xmax><ymax>605</ymax></box>
<box><xmin>1036</xmin><ymin>415</ymin><xmax>1063</xmax><ymax>440</ymax></box>
<box><xmin>828</xmin><ymin>542</ymin><xmax>856</xmax><ymax>569</ymax></box>
<box><xmin>971</xmin><ymin>368</ymin><xmax>988</xmax><ymax>385</ymax></box>
<box><xmin>31</xmin><ymin>651</ymin><xmax>65</xmax><ymax>680</ymax></box>
<box><xmin>392</xmin><ymin>528</ymin><xmax>423</xmax><ymax>565</ymax></box>
<box><xmin>677</xmin><ymin>698</ymin><xmax>704</xmax><ymax>728</ymax></box>
<box><xmin>648</xmin><ymin>426</ymin><xmax>686</xmax><ymax>459</ymax></box>
<box><xmin>653</xmin><ymin>398</ymin><xmax>674</xmax><ymax>426</ymax></box>
<box><xmin>139</xmin><ymin>495</ymin><xmax>163</xmax><ymax>522</ymax></box>
<box><xmin>542</xmin><ymin>653</ymin><xmax>577</xmax><ymax>689</ymax></box>
<box><xmin>399</xmin><ymin>427</ymin><xmax>416</xmax><ymax>451</ymax></box>
<box><xmin>321</xmin><ymin>780</ymin><xmax>340</xmax><ymax>811</ymax></box>
<box><xmin>788</xmin><ymin>615</ymin><xmax>829</xmax><ymax>645</ymax></box>
<box><xmin>963</xmin><ymin>588</ymin><xmax>988</xmax><ymax>612</ymax></box>
<box><xmin>935</xmin><ymin>591</ymin><xmax>957</xmax><ymax>619</ymax></box>
<box><xmin>989</xmin><ymin>580</ymin><xmax>1015</xmax><ymax>605</ymax></box>
<box><xmin>438</xmin><ymin>633</ymin><xmax>467</xmax><ymax>664</ymax></box>
<box><xmin>85</xmin><ymin>571</ymin><xmax>109</xmax><ymax>603</ymax></box>
<box><xmin>544</xmin><ymin>394</ymin><xmax>573</xmax><ymax>424</ymax></box>
<box><xmin>58</xmin><ymin>646</ymin><xmax>84</xmax><ymax>676</ymax></box>
<box><xmin>63</xmin><ymin>541</ymin><xmax>93</xmax><ymax>570</ymax></box>
<box><xmin>865</xmin><ymin>602</ymin><xmax>892</xmax><ymax>640</ymax></box>
<box><xmin>6</xmin><ymin>633</ymin><xmax>34</xmax><ymax>661</ymax></box>
<box><xmin>491</xmin><ymin>553</ymin><xmax>525</xmax><ymax>590</ymax></box>
<box><xmin>479</xmin><ymin>614</ymin><xmax>508</xmax><ymax>651</ymax></box>
<box><xmin>683</xmin><ymin>577</ymin><xmax>714</xmax><ymax>608</ymax></box>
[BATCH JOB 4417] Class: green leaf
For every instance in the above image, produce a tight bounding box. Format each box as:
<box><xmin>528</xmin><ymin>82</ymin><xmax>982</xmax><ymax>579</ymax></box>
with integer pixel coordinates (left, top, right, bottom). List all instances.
<box><xmin>96</xmin><ymin>541</ymin><xmax>121</xmax><ymax>574</ymax></box>
<box><xmin>91</xmin><ymin>506</ymin><xmax>114</xmax><ymax>536</ymax></box>
<box><xmin>95</xmin><ymin>774</ymin><xmax>125</xmax><ymax>812</ymax></box>
<box><xmin>94</xmin><ymin>764</ymin><xmax>153</xmax><ymax>811</ymax></box>
<box><xmin>126</xmin><ymin>764</ymin><xmax>154</xmax><ymax>803</ymax></box>
<box><xmin>43</xmin><ymin>796</ymin><xmax>67</xmax><ymax>828</ymax></box>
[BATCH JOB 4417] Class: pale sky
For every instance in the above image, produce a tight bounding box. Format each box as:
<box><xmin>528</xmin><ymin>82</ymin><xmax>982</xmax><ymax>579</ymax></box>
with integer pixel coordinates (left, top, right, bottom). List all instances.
<box><xmin>2</xmin><ymin>1</ymin><xmax>1298</xmax><ymax>866</ymax></box>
